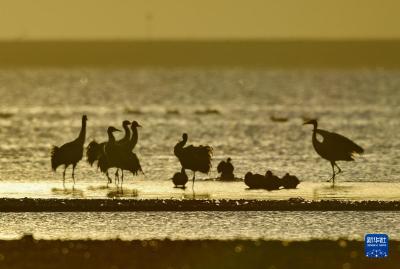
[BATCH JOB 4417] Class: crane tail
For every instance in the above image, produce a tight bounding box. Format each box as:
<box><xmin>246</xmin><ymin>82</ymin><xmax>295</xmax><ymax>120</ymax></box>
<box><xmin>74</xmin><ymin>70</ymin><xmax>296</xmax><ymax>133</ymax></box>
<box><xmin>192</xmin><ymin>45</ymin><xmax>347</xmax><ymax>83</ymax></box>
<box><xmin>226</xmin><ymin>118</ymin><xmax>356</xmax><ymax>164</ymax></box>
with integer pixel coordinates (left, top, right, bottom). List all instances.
<box><xmin>86</xmin><ymin>140</ymin><xmax>103</xmax><ymax>166</ymax></box>
<box><xmin>353</xmin><ymin>144</ymin><xmax>364</xmax><ymax>155</ymax></box>
<box><xmin>197</xmin><ymin>145</ymin><xmax>213</xmax><ymax>174</ymax></box>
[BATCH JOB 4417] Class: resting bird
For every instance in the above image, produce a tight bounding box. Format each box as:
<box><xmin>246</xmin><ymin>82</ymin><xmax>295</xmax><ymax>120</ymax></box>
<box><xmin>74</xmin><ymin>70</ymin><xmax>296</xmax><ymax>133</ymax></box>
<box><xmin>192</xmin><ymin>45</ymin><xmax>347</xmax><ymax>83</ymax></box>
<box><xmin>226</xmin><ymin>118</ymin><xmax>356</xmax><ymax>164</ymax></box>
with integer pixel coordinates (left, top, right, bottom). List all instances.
<box><xmin>174</xmin><ymin>133</ymin><xmax>213</xmax><ymax>190</ymax></box>
<box><xmin>51</xmin><ymin>115</ymin><xmax>87</xmax><ymax>186</ymax></box>
<box><xmin>172</xmin><ymin>168</ymin><xmax>189</xmax><ymax>188</ymax></box>
<box><xmin>304</xmin><ymin>119</ymin><xmax>364</xmax><ymax>185</ymax></box>
<box><xmin>217</xmin><ymin>157</ymin><xmax>235</xmax><ymax>180</ymax></box>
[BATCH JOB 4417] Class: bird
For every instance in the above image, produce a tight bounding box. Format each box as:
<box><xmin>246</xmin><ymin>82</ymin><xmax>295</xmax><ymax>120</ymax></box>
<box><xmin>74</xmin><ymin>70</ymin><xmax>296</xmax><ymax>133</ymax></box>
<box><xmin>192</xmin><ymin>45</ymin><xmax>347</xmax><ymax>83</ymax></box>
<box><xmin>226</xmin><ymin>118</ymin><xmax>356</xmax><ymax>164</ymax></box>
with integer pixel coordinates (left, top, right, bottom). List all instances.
<box><xmin>86</xmin><ymin>120</ymin><xmax>131</xmax><ymax>183</ymax></box>
<box><xmin>244</xmin><ymin>172</ymin><xmax>265</xmax><ymax>189</ymax></box>
<box><xmin>87</xmin><ymin>120</ymin><xmax>130</xmax><ymax>166</ymax></box>
<box><xmin>172</xmin><ymin>168</ymin><xmax>189</xmax><ymax>188</ymax></box>
<box><xmin>99</xmin><ymin>123</ymin><xmax>143</xmax><ymax>187</ymax></box>
<box><xmin>126</xmin><ymin>121</ymin><xmax>141</xmax><ymax>152</ymax></box>
<box><xmin>281</xmin><ymin>173</ymin><xmax>300</xmax><ymax>189</ymax></box>
<box><xmin>217</xmin><ymin>157</ymin><xmax>235</xmax><ymax>180</ymax></box>
<box><xmin>51</xmin><ymin>115</ymin><xmax>87</xmax><ymax>187</ymax></box>
<box><xmin>264</xmin><ymin>170</ymin><xmax>281</xmax><ymax>190</ymax></box>
<box><xmin>117</xmin><ymin>121</ymin><xmax>144</xmax><ymax>183</ymax></box>
<box><xmin>303</xmin><ymin>119</ymin><xmax>364</xmax><ymax>185</ymax></box>
<box><xmin>244</xmin><ymin>171</ymin><xmax>281</xmax><ymax>190</ymax></box>
<box><xmin>174</xmin><ymin>133</ymin><xmax>213</xmax><ymax>191</ymax></box>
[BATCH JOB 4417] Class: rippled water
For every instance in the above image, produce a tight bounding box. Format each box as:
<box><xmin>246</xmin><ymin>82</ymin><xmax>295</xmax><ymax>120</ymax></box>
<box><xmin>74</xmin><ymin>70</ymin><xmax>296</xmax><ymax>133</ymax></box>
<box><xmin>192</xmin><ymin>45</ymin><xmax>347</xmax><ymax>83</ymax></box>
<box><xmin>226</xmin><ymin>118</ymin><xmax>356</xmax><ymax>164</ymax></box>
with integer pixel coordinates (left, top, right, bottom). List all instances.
<box><xmin>0</xmin><ymin>68</ymin><xmax>399</xmax><ymax>195</ymax></box>
<box><xmin>0</xmin><ymin>180</ymin><xmax>400</xmax><ymax>200</ymax></box>
<box><xmin>0</xmin><ymin>211</ymin><xmax>398</xmax><ymax>240</ymax></box>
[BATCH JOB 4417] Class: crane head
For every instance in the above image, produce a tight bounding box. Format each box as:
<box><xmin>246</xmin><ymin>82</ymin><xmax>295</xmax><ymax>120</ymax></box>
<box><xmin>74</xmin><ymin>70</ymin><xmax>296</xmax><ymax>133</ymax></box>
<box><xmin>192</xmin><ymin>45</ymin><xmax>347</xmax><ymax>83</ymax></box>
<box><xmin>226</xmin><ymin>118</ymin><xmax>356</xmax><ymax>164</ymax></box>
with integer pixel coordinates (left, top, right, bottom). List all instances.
<box><xmin>182</xmin><ymin>133</ymin><xmax>188</xmax><ymax>141</ymax></box>
<box><xmin>107</xmin><ymin>126</ymin><xmax>121</xmax><ymax>133</ymax></box>
<box><xmin>82</xmin><ymin>115</ymin><xmax>88</xmax><ymax>121</ymax></box>
<box><xmin>303</xmin><ymin>119</ymin><xmax>318</xmax><ymax>128</ymax></box>
<box><xmin>122</xmin><ymin>120</ymin><xmax>131</xmax><ymax>127</ymax></box>
<box><xmin>131</xmin><ymin>121</ymin><xmax>142</xmax><ymax>128</ymax></box>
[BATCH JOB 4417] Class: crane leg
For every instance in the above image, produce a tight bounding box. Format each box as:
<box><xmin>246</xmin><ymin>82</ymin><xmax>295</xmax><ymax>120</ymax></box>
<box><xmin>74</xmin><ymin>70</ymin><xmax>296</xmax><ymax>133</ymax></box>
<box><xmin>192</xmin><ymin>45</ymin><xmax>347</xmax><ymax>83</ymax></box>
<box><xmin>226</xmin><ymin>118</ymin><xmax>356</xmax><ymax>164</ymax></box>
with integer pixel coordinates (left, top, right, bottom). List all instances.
<box><xmin>106</xmin><ymin>171</ymin><xmax>112</xmax><ymax>186</ymax></box>
<box><xmin>62</xmin><ymin>166</ymin><xmax>67</xmax><ymax>188</ymax></box>
<box><xmin>330</xmin><ymin>162</ymin><xmax>336</xmax><ymax>187</ymax></box>
<box><xmin>115</xmin><ymin>169</ymin><xmax>119</xmax><ymax>186</ymax></box>
<box><xmin>72</xmin><ymin>164</ymin><xmax>76</xmax><ymax>188</ymax></box>
<box><xmin>192</xmin><ymin>172</ymin><xmax>196</xmax><ymax>198</ymax></box>
<box><xmin>334</xmin><ymin>163</ymin><xmax>342</xmax><ymax>175</ymax></box>
<box><xmin>121</xmin><ymin>170</ymin><xmax>124</xmax><ymax>188</ymax></box>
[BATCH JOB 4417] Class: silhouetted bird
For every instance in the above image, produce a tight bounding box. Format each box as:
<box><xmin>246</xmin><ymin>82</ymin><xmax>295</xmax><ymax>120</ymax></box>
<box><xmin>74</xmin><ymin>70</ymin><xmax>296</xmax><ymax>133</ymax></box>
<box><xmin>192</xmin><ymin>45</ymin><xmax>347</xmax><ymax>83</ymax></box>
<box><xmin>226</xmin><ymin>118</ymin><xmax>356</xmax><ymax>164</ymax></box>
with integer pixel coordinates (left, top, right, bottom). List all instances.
<box><xmin>126</xmin><ymin>121</ymin><xmax>141</xmax><ymax>152</ymax></box>
<box><xmin>174</xmin><ymin>133</ymin><xmax>213</xmax><ymax>190</ymax></box>
<box><xmin>304</xmin><ymin>119</ymin><xmax>364</xmax><ymax>185</ymax></box>
<box><xmin>264</xmin><ymin>170</ymin><xmax>281</xmax><ymax>190</ymax></box>
<box><xmin>113</xmin><ymin>120</ymin><xmax>142</xmax><ymax>183</ymax></box>
<box><xmin>244</xmin><ymin>172</ymin><xmax>265</xmax><ymax>189</ymax></box>
<box><xmin>87</xmin><ymin>120</ymin><xmax>131</xmax><ymax>183</ymax></box>
<box><xmin>87</xmin><ymin>120</ymin><xmax>131</xmax><ymax>167</ymax></box>
<box><xmin>51</xmin><ymin>115</ymin><xmax>87</xmax><ymax>186</ymax></box>
<box><xmin>244</xmin><ymin>170</ymin><xmax>281</xmax><ymax>190</ymax></box>
<box><xmin>99</xmin><ymin>124</ymin><xmax>143</xmax><ymax>186</ymax></box>
<box><xmin>217</xmin><ymin>157</ymin><xmax>235</xmax><ymax>180</ymax></box>
<box><xmin>281</xmin><ymin>173</ymin><xmax>300</xmax><ymax>189</ymax></box>
<box><xmin>118</xmin><ymin>121</ymin><xmax>143</xmax><ymax>181</ymax></box>
<box><xmin>172</xmin><ymin>168</ymin><xmax>189</xmax><ymax>188</ymax></box>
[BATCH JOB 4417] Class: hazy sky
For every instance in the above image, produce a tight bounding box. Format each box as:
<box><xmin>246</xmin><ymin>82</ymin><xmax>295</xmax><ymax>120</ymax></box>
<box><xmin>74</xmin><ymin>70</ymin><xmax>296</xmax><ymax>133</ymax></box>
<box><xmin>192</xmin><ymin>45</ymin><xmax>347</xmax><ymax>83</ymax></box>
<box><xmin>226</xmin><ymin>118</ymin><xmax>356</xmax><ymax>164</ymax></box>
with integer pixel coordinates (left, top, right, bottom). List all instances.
<box><xmin>1</xmin><ymin>0</ymin><xmax>399</xmax><ymax>40</ymax></box>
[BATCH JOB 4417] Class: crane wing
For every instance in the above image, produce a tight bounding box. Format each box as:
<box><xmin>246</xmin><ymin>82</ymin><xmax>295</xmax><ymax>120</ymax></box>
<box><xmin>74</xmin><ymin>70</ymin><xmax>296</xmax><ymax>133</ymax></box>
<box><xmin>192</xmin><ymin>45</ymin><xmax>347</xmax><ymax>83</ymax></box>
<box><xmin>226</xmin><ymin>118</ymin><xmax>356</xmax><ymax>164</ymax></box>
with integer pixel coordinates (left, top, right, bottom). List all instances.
<box><xmin>181</xmin><ymin>145</ymin><xmax>213</xmax><ymax>173</ymax></box>
<box><xmin>317</xmin><ymin>129</ymin><xmax>364</xmax><ymax>155</ymax></box>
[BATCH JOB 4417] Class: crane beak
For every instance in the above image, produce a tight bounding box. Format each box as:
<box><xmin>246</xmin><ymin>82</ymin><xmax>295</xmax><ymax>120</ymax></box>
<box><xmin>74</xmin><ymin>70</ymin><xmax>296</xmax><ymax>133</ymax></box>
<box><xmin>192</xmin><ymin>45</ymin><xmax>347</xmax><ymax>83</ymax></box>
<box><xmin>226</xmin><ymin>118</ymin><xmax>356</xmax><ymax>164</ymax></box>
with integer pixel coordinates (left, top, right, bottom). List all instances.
<box><xmin>115</xmin><ymin>128</ymin><xmax>121</xmax><ymax>132</ymax></box>
<box><xmin>138</xmin><ymin>124</ymin><xmax>142</xmax><ymax>127</ymax></box>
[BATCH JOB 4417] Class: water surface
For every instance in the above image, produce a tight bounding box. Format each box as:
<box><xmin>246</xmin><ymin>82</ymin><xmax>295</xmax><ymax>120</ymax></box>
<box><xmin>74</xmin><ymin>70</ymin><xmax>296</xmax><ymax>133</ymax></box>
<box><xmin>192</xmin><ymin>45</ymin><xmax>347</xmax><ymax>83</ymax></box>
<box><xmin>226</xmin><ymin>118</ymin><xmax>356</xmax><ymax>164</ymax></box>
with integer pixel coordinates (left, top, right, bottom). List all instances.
<box><xmin>0</xmin><ymin>211</ymin><xmax>398</xmax><ymax>240</ymax></box>
<box><xmin>0</xmin><ymin>68</ymin><xmax>399</xmax><ymax>197</ymax></box>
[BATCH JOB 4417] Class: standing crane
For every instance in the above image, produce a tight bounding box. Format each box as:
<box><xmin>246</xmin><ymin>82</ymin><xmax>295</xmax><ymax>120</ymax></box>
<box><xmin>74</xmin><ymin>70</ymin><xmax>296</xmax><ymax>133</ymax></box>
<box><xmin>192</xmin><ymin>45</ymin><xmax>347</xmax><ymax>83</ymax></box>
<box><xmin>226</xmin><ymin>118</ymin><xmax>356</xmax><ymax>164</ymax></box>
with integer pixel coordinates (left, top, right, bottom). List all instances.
<box><xmin>99</xmin><ymin>123</ymin><xmax>143</xmax><ymax>187</ymax></box>
<box><xmin>87</xmin><ymin>120</ymin><xmax>130</xmax><ymax>183</ymax></box>
<box><xmin>303</xmin><ymin>119</ymin><xmax>364</xmax><ymax>186</ymax></box>
<box><xmin>51</xmin><ymin>115</ymin><xmax>87</xmax><ymax>187</ymax></box>
<box><xmin>174</xmin><ymin>133</ymin><xmax>213</xmax><ymax>191</ymax></box>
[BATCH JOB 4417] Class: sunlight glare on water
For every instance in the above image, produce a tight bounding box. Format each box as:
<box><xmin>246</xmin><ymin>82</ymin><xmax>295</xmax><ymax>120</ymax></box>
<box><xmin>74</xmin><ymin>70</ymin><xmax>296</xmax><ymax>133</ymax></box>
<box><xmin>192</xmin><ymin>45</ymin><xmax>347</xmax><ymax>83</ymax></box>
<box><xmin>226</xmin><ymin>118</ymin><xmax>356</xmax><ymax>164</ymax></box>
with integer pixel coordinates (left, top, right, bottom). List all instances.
<box><xmin>0</xmin><ymin>211</ymin><xmax>398</xmax><ymax>240</ymax></box>
<box><xmin>0</xmin><ymin>68</ymin><xmax>399</xmax><ymax>199</ymax></box>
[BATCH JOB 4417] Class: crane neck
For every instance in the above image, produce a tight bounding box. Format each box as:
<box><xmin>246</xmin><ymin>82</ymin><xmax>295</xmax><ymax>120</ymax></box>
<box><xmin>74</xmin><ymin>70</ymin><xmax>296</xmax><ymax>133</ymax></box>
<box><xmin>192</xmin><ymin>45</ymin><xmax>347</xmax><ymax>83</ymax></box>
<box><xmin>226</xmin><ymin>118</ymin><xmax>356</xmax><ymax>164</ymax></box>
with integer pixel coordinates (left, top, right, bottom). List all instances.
<box><xmin>129</xmin><ymin>126</ymin><xmax>139</xmax><ymax>149</ymax></box>
<box><xmin>77</xmin><ymin>118</ymin><xmax>87</xmax><ymax>144</ymax></box>
<box><xmin>174</xmin><ymin>137</ymin><xmax>187</xmax><ymax>156</ymax></box>
<box><xmin>122</xmin><ymin>124</ymin><xmax>131</xmax><ymax>142</ymax></box>
<box><xmin>311</xmin><ymin>121</ymin><xmax>318</xmax><ymax>131</ymax></box>
<box><xmin>107</xmin><ymin>130</ymin><xmax>116</xmax><ymax>144</ymax></box>
<box><xmin>311</xmin><ymin>126</ymin><xmax>321</xmax><ymax>148</ymax></box>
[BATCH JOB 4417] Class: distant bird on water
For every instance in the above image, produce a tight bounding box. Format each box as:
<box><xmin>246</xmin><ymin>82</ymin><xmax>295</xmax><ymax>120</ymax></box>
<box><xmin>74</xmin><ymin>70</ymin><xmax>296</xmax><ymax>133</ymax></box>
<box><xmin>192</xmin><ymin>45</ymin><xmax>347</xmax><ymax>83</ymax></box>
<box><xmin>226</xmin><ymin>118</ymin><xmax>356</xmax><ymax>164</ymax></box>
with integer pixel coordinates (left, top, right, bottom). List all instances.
<box><xmin>174</xmin><ymin>133</ymin><xmax>213</xmax><ymax>191</ymax></box>
<box><xmin>303</xmin><ymin>119</ymin><xmax>364</xmax><ymax>185</ymax></box>
<box><xmin>51</xmin><ymin>115</ymin><xmax>87</xmax><ymax>186</ymax></box>
<box><xmin>217</xmin><ymin>157</ymin><xmax>235</xmax><ymax>180</ymax></box>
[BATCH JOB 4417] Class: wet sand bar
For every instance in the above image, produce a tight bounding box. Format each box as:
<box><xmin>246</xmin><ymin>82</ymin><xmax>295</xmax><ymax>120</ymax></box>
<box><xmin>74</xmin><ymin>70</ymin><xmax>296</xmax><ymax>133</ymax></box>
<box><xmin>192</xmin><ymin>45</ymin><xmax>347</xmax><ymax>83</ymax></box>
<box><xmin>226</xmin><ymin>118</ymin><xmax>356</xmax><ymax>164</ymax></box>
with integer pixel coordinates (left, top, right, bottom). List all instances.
<box><xmin>0</xmin><ymin>236</ymin><xmax>397</xmax><ymax>269</ymax></box>
<box><xmin>1</xmin><ymin>198</ymin><xmax>400</xmax><ymax>211</ymax></box>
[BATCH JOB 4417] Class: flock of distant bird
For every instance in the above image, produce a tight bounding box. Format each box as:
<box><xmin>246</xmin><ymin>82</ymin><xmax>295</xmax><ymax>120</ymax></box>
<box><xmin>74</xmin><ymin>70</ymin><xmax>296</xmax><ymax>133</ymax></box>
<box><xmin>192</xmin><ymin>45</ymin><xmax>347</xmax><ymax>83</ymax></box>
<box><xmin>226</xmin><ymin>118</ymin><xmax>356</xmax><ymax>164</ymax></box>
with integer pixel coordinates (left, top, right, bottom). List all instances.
<box><xmin>50</xmin><ymin>115</ymin><xmax>364</xmax><ymax>190</ymax></box>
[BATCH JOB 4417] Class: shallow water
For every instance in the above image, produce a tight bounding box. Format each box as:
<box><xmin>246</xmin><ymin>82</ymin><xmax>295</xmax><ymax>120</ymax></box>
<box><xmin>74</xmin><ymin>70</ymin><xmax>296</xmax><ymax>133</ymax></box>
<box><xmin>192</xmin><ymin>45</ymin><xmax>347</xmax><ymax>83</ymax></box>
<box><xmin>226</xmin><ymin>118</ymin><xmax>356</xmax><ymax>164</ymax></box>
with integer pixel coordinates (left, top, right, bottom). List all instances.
<box><xmin>0</xmin><ymin>68</ymin><xmax>399</xmax><ymax>196</ymax></box>
<box><xmin>0</xmin><ymin>180</ymin><xmax>399</xmax><ymax>200</ymax></box>
<box><xmin>0</xmin><ymin>211</ymin><xmax>398</xmax><ymax>240</ymax></box>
